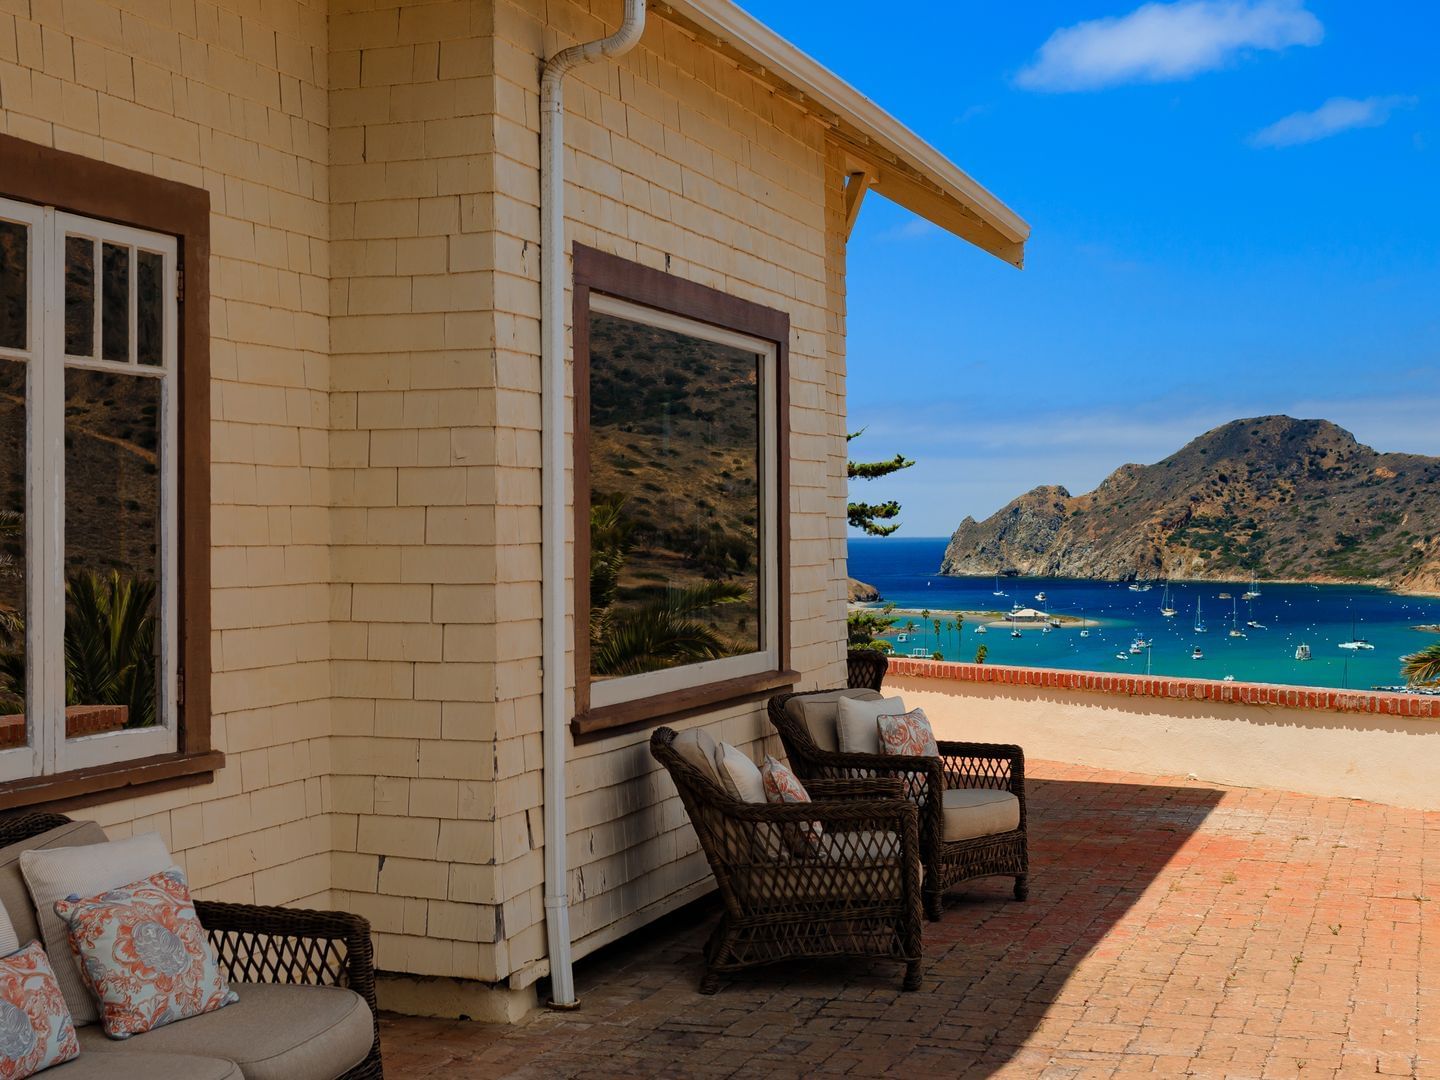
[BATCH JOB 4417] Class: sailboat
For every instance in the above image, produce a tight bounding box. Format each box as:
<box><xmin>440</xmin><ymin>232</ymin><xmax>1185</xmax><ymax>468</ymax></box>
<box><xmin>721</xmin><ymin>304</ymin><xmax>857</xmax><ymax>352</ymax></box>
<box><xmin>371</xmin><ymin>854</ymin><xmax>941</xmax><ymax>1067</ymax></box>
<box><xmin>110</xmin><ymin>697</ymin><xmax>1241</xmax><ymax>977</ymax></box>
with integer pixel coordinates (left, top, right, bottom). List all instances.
<box><xmin>1242</xmin><ymin>572</ymin><xmax>1261</xmax><ymax>601</ymax></box>
<box><xmin>1193</xmin><ymin>597</ymin><xmax>1207</xmax><ymax>633</ymax></box>
<box><xmin>1245</xmin><ymin>598</ymin><xmax>1265</xmax><ymax>630</ymax></box>
<box><xmin>1079</xmin><ymin>612</ymin><xmax>1090</xmax><ymax>638</ymax></box>
<box><xmin>1338</xmin><ymin>614</ymin><xmax>1375</xmax><ymax>651</ymax></box>
<box><xmin>1228</xmin><ymin>597</ymin><xmax>1246</xmax><ymax>638</ymax></box>
<box><xmin>1160</xmin><ymin>580</ymin><xmax>1177</xmax><ymax>618</ymax></box>
<box><xmin>1294</xmin><ymin>643</ymin><xmax>1312</xmax><ymax>661</ymax></box>
<box><xmin>992</xmin><ymin>573</ymin><xmax>1006</xmax><ymax>597</ymax></box>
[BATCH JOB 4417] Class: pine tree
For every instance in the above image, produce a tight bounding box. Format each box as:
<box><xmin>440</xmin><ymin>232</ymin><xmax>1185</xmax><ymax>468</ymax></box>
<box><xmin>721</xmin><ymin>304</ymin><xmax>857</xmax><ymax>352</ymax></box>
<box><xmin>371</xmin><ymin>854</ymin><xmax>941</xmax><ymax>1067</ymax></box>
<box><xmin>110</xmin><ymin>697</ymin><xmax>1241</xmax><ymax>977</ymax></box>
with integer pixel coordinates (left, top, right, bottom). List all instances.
<box><xmin>847</xmin><ymin>431</ymin><xmax>914</xmax><ymax>536</ymax></box>
<box><xmin>845</xmin><ymin>430</ymin><xmax>915</xmax><ymax>650</ymax></box>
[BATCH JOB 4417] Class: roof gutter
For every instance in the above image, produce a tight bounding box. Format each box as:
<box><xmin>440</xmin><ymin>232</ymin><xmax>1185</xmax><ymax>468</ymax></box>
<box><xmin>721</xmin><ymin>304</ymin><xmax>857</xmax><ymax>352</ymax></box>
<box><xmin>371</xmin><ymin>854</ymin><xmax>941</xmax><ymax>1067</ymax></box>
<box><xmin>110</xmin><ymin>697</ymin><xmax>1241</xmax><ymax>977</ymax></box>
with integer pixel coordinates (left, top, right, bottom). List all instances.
<box><xmin>538</xmin><ymin>0</ymin><xmax>648</xmax><ymax>1011</ymax></box>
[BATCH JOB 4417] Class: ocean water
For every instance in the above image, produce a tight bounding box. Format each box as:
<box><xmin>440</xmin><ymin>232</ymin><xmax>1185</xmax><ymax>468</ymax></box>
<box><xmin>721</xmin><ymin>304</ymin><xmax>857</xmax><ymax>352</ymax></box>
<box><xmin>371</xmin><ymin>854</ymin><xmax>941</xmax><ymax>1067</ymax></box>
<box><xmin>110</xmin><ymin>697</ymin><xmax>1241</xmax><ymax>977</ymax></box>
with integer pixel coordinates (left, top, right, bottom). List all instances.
<box><xmin>849</xmin><ymin>537</ymin><xmax>1440</xmax><ymax>691</ymax></box>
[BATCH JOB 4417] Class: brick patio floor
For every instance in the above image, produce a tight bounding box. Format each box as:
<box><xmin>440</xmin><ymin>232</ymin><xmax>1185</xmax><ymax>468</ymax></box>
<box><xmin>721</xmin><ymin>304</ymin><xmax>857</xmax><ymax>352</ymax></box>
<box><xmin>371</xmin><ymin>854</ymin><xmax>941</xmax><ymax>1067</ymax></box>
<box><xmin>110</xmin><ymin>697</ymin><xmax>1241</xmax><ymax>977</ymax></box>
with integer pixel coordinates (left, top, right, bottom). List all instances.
<box><xmin>381</xmin><ymin>760</ymin><xmax>1440</xmax><ymax>1078</ymax></box>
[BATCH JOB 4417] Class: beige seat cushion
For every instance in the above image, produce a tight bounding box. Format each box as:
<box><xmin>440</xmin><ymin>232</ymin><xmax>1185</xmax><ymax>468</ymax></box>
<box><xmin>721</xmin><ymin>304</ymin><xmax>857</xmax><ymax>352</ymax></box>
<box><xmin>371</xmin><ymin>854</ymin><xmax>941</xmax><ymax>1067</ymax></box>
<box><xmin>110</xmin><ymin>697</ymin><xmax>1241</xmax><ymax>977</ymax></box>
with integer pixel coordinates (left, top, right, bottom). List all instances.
<box><xmin>54</xmin><ymin>1051</ymin><xmax>242</xmax><ymax>1079</ymax></box>
<box><xmin>0</xmin><ymin>819</ymin><xmax>106</xmax><ymax>954</ymax></box>
<box><xmin>942</xmin><ymin>787</ymin><xmax>1021</xmax><ymax>842</ymax></box>
<box><xmin>835</xmin><ymin>694</ymin><xmax>906</xmax><ymax>755</ymax></box>
<box><xmin>670</xmin><ymin>728</ymin><xmax>720</xmax><ymax>786</ymax></box>
<box><xmin>78</xmin><ymin>982</ymin><xmax>373</xmax><ymax>1080</ymax></box>
<box><xmin>785</xmin><ymin>689</ymin><xmax>883</xmax><ymax>753</ymax></box>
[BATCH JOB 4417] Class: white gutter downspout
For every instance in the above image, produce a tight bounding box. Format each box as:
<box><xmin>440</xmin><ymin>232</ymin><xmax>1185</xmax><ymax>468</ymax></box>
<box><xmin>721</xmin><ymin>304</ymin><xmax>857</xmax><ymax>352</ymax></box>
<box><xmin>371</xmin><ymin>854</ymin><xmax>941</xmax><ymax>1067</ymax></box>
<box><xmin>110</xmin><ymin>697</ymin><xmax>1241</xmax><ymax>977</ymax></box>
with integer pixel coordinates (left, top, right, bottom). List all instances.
<box><xmin>538</xmin><ymin>0</ymin><xmax>646</xmax><ymax>1011</ymax></box>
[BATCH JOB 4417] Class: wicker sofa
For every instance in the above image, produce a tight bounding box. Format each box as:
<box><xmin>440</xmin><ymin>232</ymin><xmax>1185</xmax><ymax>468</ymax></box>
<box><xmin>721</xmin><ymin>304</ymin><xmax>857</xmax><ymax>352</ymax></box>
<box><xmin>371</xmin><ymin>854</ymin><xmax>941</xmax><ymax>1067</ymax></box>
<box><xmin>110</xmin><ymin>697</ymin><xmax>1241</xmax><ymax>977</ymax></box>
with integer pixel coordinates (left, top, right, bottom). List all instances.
<box><xmin>0</xmin><ymin>811</ymin><xmax>381</xmax><ymax>1079</ymax></box>
<box><xmin>770</xmin><ymin>653</ymin><xmax>1028</xmax><ymax>920</ymax></box>
<box><xmin>651</xmin><ymin>726</ymin><xmax>923</xmax><ymax>993</ymax></box>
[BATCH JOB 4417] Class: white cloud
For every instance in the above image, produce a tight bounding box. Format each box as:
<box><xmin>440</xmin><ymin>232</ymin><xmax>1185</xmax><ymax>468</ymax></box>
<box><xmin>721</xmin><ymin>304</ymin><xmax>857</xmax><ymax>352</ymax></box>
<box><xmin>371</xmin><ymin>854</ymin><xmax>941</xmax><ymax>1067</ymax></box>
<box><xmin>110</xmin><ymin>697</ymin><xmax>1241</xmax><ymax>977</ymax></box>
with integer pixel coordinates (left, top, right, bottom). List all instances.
<box><xmin>849</xmin><ymin>393</ymin><xmax>1440</xmax><ymax>535</ymax></box>
<box><xmin>1016</xmin><ymin>0</ymin><xmax>1323</xmax><ymax>92</ymax></box>
<box><xmin>875</xmin><ymin>219</ymin><xmax>940</xmax><ymax>242</ymax></box>
<box><xmin>1249</xmin><ymin>95</ymin><xmax>1418</xmax><ymax>147</ymax></box>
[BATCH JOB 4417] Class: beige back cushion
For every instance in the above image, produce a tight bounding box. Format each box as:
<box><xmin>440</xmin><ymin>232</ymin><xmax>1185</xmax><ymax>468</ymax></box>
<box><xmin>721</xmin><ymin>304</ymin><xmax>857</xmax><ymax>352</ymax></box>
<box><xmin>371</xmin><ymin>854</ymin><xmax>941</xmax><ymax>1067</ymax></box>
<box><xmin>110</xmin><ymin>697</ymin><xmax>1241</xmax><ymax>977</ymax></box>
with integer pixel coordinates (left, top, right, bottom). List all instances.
<box><xmin>836</xmin><ymin>695</ymin><xmax>907</xmax><ymax>755</ymax></box>
<box><xmin>785</xmin><ymin>689</ymin><xmax>883</xmax><ymax>753</ymax></box>
<box><xmin>670</xmin><ymin>728</ymin><xmax>720</xmax><ymax>787</ymax></box>
<box><xmin>21</xmin><ymin>831</ymin><xmax>174</xmax><ymax>1025</ymax></box>
<box><xmin>713</xmin><ymin>742</ymin><xmax>766</xmax><ymax>803</ymax></box>
<box><xmin>0</xmin><ymin>819</ymin><xmax>107</xmax><ymax>954</ymax></box>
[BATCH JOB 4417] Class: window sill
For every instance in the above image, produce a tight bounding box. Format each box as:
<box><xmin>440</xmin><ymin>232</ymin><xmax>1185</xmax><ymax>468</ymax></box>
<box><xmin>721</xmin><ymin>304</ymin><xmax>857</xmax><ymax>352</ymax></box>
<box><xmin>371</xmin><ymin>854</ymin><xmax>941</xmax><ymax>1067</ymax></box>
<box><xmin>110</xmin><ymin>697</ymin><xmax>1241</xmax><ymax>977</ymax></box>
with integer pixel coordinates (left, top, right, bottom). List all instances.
<box><xmin>0</xmin><ymin>749</ymin><xmax>225</xmax><ymax>812</ymax></box>
<box><xmin>573</xmin><ymin>669</ymin><xmax>799</xmax><ymax>738</ymax></box>
<box><xmin>886</xmin><ymin>658</ymin><xmax>1440</xmax><ymax>720</ymax></box>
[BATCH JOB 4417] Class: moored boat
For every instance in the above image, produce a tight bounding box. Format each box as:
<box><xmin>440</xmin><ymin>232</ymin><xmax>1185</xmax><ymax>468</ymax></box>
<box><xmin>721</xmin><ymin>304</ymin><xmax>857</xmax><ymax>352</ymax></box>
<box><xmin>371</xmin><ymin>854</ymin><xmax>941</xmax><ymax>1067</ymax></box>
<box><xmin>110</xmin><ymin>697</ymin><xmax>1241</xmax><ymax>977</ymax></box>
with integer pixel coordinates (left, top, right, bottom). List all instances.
<box><xmin>1295</xmin><ymin>643</ymin><xmax>1312</xmax><ymax>661</ymax></box>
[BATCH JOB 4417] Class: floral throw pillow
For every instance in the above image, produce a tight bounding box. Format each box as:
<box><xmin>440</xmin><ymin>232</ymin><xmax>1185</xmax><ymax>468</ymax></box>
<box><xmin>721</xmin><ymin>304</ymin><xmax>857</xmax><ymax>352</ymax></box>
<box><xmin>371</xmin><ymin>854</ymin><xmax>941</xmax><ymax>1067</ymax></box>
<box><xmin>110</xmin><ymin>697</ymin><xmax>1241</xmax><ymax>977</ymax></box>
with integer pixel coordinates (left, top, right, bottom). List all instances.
<box><xmin>0</xmin><ymin>941</ymin><xmax>80</xmax><ymax>1078</ymax></box>
<box><xmin>761</xmin><ymin>755</ymin><xmax>824</xmax><ymax>856</ymax></box>
<box><xmin>53</xmin><ymin>867</ymin><xmax>238</xmax><ymax>1040</ymax></box>
<box><xmin>877</xmin><ymin>707</ymin><xmax>940</xmax><ymax>758</ymax></box>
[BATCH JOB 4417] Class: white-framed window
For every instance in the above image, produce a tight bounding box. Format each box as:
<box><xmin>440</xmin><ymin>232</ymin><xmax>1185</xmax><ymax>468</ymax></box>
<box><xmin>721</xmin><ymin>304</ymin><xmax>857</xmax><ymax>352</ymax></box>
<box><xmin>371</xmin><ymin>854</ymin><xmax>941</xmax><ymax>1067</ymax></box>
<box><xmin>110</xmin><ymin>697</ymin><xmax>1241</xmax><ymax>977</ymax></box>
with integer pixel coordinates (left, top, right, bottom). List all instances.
<box><xmin>584</xmin><ymin>293</ymin><xmax>781</xmax><ymax>711</ymax></box>
<box><xmin>0</xmin><ymin>196</ymin><xmax>179</xmax><ymax>780</ymax></box>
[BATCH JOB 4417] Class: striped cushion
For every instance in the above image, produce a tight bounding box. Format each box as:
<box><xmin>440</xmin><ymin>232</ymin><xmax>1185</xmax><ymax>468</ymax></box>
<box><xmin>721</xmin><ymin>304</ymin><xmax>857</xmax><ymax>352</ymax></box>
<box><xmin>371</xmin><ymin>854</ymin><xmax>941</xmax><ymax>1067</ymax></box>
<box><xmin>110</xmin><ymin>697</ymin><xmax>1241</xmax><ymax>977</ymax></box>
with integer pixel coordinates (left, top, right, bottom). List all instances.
<box><xmin>19</xmin><ymin>833</ymin><xmax>173</xmax><ymax>1025</ymax></box>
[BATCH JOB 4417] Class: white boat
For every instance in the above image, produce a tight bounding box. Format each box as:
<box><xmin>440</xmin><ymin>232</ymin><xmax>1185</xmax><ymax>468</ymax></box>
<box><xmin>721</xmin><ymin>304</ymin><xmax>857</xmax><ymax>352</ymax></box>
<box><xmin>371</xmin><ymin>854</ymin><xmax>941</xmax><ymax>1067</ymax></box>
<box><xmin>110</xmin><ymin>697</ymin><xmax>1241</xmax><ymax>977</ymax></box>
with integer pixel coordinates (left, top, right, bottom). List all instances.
<box><xmin>1115</xmin><ymin>653</ymin><xmax>1129</xmax><ymax>660</ymax></box>
<box><xmin>1129</xmin><ymin>639</ymin><xmax>1148</xmax><ymax>655</ymax></box>
<box><xmin>975</xmin><ymin>624</ymin><xmax>988</xmax><ymax>635</ymax></box>
<box><xmin>992</xmin><ymin>574</ymin><xmax>1006</xmax><ymax>597</ymax></box>
<box><xmin>1228</xmin><ymin>598</ymin><xmax>1246</xmax><ymax>638</ymax></box>
<box><xmin>1191</xmin><ymin>647</ymin><xmax>1204</xmax><ymax>660</ymax></box>
<box><xmin>1042</xmin><ymin>625</ymin><xmax>1052</xmax><ymax>634</ymax></box>
<box><xmin>1079</xmin><ymin>612</ymin><xmax>1090</xmax><ymax>638</ymax></box>
<box><xmin>896</xmin><ymin>634</ymin><xmax>908</xmax><ymax>643</ymax></box>
<box><xmin>1035</xmin><ymin>591</ymin><xmax>1047</xmax><ymax>603</ymax></box>
<box><xmin>1338</xmin><ymin>615</ymin><xmax>1375</xmax><ymax>651</ymax></box>
<box><xmin>1242</xmin><ymin>572</ymin><xmax>1261</xmax><ymax>600</ymax></box>
<box><xmin>1194</xmin><ymin>598</ymin><xmax>1207</xmax><ymax>633</ymax></box>
<box><xmin>1160</xmin><ymin>580</ymin><xmax>1177</xmax><ymax>617</ymax></box>
<box><xmin>1223</xmin><ymin>674</ymin><xmax>1236</xmax><ymax>682</ymax></box>
<box><xmin>1011</xmin><ymin>628</ymin><xmax>1022</xmax><ymax>638</ymax></box>
<box><xmin>1127</xmin><ymin>580</ymin><xmax>1152</xmax><ymax>593</ymax></box>
<box><xmin>1295</xmin><ymin>643</ymin><xmax>1312</xmax><ymax>661</ymax></box>
<box><xmin>909</xmin><ymin>648</ymin><xmax>929</xmax><ymax>659</ymax></box>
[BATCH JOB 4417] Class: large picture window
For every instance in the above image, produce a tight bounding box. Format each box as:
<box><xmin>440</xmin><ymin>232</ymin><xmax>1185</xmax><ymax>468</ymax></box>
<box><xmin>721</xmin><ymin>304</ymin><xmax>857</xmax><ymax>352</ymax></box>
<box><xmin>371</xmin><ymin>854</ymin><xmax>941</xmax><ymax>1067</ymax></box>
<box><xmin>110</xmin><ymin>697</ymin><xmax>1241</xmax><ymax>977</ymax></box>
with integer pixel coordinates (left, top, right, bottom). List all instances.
<box><xmin>0</xmin><ymin>199</ymin><xmax>179</xmax><ymax>779</ymax></box>
<box><xmin>573</xmin><ymin>248</ymin><xmax>792</xmax><ymax>734</ymax></box>
<box><xmin>0</xmin><ymin>134</ymin><xmax>212</xmax><ymax>806</ymax></box>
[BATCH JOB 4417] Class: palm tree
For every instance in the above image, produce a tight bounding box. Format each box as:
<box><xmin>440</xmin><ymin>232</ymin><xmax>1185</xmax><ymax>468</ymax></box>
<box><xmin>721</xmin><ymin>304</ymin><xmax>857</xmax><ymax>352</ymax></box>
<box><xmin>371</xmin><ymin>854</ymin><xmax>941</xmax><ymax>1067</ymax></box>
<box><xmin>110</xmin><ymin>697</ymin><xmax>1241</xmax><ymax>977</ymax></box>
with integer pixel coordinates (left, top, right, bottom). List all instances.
<box><xmin>64</xmin><ymin>571</ymin><xmax>158</xmax><ymax>727</ymax></box>
<box><xmin>589</xmin><ymin>493</ymin><xmax>749</xmax><ymax>677</ymax></box>
<box><xmin>0</xmin><ymin>570</ymin><xmax>157</xmax><ymax>726</ymax></box>
<box><xmin>1401</xmin><ymin>643</ymin><xmax>1440</xmax><ymax>687</ymax></box>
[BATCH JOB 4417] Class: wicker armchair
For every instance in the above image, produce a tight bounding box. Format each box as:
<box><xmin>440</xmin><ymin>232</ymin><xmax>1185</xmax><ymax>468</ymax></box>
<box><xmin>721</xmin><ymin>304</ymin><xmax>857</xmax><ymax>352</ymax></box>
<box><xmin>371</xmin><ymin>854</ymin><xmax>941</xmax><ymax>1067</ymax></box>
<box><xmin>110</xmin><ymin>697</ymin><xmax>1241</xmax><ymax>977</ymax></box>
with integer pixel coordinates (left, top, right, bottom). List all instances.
<box><xmin>0</xmin><ymin>812</ymin><xmax>382</xmax><ymax>1080</ymax></box>
<box><xmin>845</xmin><ymin>648</ymin><xmax>889</xmax><ymax>691</ymax></box>
<box><xmin>768</xmin><ymin>691</ymin><xmax>1028</xmax><ymax>921</ymax></box>
<box><xmin>651</xmin><ymin>726</ymin><xmax>923</xmax><ymax>993</ymax></box>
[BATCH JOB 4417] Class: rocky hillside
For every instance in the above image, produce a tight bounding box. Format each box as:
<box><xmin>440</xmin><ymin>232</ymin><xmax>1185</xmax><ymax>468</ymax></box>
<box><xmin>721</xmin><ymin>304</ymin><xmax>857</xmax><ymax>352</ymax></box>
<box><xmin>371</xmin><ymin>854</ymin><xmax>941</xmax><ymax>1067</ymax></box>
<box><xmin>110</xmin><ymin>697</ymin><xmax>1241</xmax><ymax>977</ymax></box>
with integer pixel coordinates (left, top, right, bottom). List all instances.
<box><xmin>940</xmin><ymin>416</ymin><xmax>1440</xmax><ymax>594</ymax></box>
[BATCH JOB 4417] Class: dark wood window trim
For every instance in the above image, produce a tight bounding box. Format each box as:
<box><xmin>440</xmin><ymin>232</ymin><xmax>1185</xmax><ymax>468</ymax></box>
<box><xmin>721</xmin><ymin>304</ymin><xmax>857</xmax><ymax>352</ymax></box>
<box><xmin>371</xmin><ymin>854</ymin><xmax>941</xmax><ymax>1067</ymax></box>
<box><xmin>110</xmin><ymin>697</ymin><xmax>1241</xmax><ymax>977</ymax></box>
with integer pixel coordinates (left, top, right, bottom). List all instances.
<box><xmin>0</xmin><ymin>133</ymin><xmax>216</xmax><ymax>808</ymax></box>
<box><xmin>572</xmin><ymin>245</ymin><xmax>793</xmax><ymax>738</ymax></box>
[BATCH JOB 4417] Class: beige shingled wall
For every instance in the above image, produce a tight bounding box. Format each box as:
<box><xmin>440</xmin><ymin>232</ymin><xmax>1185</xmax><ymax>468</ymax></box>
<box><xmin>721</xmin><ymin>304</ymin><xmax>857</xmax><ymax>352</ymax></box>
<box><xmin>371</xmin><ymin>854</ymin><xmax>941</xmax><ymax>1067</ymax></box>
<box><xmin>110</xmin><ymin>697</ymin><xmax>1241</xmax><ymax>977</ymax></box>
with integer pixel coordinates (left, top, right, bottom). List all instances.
<box><xmin>0</xmin><ymin>0</ymin><xmax>335</xmax><ymax>902</ymax></box>
<box><xmin>486</xmin><ymin>0</ymin><xmax>850</xmax><ymax>988</ymax></box>
<box><xmin>2</xmin><ymin>0</ymin><xmax>852</xmax><ymax>1008</ymax></box>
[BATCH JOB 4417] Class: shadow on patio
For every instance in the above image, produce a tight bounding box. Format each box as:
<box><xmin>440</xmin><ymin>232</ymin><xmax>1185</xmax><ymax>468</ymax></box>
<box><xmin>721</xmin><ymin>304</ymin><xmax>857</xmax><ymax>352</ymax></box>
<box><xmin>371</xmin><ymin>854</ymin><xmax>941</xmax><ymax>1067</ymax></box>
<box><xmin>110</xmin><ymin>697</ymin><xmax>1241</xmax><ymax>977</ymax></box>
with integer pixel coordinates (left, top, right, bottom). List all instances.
<box><xmin>390</xmin><ymin>762</ymin><xmax>1414</xmax><ymax>1078</ymax></box>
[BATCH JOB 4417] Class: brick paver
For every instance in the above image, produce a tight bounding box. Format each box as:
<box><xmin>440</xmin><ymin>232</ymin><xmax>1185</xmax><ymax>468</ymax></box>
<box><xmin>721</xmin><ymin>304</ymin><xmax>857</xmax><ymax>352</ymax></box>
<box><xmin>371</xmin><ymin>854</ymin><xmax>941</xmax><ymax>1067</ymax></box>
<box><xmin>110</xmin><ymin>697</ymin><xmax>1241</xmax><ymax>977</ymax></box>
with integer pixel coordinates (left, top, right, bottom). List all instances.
<box><xmin>381</xmin><ymin>761</ymin><xmax>1440</xmax><ymax>1078</ymax></box>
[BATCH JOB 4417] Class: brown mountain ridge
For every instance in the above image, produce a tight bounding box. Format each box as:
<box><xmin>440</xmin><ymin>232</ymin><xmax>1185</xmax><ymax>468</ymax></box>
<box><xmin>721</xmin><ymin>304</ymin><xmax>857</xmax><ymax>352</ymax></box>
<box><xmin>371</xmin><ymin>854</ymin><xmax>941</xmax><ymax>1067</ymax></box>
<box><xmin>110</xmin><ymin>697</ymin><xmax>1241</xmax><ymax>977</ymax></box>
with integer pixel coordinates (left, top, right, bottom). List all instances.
<box><xmin>939</xmin><ymin>416</ymin><xmax>1440</xmax><ymax>595</ymax></box>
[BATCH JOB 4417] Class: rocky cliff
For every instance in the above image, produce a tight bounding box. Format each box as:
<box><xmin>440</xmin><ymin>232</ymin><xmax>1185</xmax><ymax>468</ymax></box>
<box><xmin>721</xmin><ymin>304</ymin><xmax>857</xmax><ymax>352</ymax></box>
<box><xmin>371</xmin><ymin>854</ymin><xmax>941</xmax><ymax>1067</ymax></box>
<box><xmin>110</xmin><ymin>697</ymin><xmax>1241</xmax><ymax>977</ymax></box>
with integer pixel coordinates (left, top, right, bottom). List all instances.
<box><xmin>939</xmin><ymin>416</ymin><xmax>1440</xmax><ymax>594</ymax></box>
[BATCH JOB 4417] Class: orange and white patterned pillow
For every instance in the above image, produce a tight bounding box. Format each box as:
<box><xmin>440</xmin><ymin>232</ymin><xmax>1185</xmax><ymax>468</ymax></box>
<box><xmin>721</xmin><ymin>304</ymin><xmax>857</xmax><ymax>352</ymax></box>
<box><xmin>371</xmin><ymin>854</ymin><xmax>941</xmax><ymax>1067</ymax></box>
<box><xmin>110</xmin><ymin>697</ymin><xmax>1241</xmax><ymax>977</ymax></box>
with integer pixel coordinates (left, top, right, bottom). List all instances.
<box><xmin>877</xmin><ymin>707</ymin><xmax>939</xmax><ymax>758</ymax></box>
<box><xmin>53</xmin><ymin>867</ymin><xmax>238</xmax><ymax>1040</ymax></box>
<box><xmin>760</xmin><ymin>756</ymin><xmax>823</xmax><ymax>855</ymax></box>
<box><xmin>0</xmin><ymin>941</ymin><xmax>79</xmax><ymax>1078</ymax></box>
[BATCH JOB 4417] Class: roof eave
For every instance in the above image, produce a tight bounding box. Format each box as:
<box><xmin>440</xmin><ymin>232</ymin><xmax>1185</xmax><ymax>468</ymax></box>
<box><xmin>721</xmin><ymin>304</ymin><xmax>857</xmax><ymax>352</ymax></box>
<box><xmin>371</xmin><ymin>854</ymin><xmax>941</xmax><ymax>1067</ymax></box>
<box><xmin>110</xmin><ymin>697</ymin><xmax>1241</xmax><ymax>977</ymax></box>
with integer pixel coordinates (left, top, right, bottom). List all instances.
<box><xmin>656</xmin><ymin>0</ymin><xmax>1030</xmax><ymax>267</ymax></box>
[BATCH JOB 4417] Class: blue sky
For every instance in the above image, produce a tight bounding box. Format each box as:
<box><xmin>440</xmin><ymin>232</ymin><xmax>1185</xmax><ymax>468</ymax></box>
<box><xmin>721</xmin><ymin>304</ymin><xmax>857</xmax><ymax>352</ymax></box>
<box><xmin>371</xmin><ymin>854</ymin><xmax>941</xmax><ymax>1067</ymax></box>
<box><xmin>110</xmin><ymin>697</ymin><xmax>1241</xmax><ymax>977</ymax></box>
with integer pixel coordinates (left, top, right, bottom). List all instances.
<box><xmin>741</xmin><ymin>1</ymin><xmax>1440</xmax><ymax>537</ymax></box>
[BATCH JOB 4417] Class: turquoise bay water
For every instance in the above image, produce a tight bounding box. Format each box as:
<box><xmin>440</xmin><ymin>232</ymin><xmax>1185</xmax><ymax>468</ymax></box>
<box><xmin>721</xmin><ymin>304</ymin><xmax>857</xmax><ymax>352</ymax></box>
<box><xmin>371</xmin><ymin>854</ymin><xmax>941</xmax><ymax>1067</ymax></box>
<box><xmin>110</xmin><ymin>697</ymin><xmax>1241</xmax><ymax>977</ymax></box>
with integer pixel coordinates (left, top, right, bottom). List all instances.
<box><xmin>849</xmin><ymin>537</ymin><xmax>1440</xmax><ymax>691</ymax></box>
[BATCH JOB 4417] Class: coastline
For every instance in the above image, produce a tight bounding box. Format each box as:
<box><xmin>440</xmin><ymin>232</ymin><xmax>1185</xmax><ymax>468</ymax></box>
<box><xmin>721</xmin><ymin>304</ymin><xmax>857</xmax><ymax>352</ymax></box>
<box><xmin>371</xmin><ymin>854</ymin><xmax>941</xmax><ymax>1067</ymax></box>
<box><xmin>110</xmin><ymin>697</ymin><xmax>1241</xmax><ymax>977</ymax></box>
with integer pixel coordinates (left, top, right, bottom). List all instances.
<box><xmin>849</xmin><ymin>603</ymin><xmax>1101</xmax><ymax>629</ymax></box>
<box><xmin>933</xmin><ymin>570</ymin><xmax>1440</xmax><ymax>599</ymax></box>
